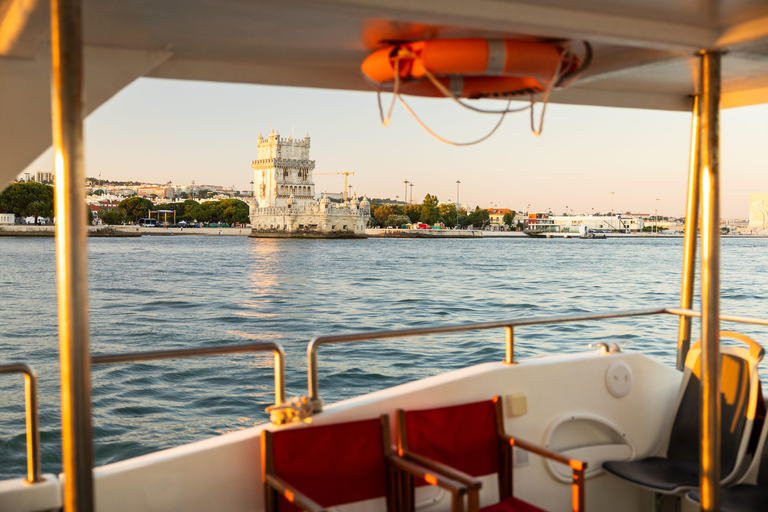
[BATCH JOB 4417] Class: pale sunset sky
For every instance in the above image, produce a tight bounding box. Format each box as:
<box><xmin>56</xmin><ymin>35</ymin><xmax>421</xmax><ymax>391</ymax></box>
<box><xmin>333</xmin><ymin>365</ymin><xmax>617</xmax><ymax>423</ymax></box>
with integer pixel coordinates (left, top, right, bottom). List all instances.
<box><xmin>23</xmin><ymin>78</ymin><xmax>768</xmax><ymax>218</ymax></box>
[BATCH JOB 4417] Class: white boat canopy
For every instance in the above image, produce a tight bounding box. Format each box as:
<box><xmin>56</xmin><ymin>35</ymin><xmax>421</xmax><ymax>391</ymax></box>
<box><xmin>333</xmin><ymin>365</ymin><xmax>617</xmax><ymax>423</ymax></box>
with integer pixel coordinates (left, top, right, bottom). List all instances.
<box><xmin>3</xmin><ymin>0</ymin><xmax>768</xmax><ymax>189</ymax></box>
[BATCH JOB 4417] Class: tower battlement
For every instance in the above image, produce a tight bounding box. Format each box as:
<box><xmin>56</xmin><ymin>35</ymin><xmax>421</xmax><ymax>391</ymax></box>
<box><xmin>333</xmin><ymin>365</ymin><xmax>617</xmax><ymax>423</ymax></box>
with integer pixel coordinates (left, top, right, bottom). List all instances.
<box><xmin>252</xmin><ymin>130</ymin><xmax>316</xmax><ymax>208</ymax></box>
<box><xmin>256</xmin><ymin>130</ymin><xmax>312</xmax><ymax>161</ymax></box>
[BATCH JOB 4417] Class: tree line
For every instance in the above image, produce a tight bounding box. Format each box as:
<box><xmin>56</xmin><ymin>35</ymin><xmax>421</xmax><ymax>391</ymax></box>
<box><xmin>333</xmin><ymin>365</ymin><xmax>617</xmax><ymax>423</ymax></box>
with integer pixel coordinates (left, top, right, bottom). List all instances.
<box><xmin>0</xmin><ymin>182</ymin><xmax>250</xmax><ymax>226</ymax></box>
<box><xmin>370</xmin><ymin>194</ymin><xmax>516</xmax><ymax>229</ymax></box>
<box><xmin>98</xmin><ymin>197</ymin><xmax>250</xmax><ymax>225</ymax></box>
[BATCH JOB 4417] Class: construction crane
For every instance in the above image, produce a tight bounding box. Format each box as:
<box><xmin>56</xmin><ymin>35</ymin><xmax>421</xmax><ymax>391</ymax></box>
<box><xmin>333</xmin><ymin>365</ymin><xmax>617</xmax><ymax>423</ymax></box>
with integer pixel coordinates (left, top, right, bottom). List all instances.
<box><xmin>314</xmin><ymin>172</ymin><xmax>355</xmax><ymax>203</ymax></box>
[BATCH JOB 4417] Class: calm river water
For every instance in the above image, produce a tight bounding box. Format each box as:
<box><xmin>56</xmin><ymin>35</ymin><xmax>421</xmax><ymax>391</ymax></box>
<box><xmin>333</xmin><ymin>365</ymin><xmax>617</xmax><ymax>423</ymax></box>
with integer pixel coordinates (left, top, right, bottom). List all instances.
<box><xmin>1</xmin><ymin>235</ymin><xmax>768</xmax><ymax>479</ymax></box>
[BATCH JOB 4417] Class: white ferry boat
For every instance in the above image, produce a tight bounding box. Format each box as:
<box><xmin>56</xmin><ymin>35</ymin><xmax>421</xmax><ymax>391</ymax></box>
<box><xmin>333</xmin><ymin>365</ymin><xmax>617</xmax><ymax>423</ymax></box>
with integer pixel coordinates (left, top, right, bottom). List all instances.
<box><xmin>3</xmin><ymin>2</ymin><xmax>768</xmax><ymax>512</ymax></box>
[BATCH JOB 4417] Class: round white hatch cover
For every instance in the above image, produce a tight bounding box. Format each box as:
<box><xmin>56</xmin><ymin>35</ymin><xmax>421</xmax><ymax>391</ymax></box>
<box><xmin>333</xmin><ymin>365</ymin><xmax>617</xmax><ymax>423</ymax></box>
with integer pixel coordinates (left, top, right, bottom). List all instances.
<box><xmin>606</xmin><ymin>361</ymin><xmax>633</xmax><ymax>398</ymax></box>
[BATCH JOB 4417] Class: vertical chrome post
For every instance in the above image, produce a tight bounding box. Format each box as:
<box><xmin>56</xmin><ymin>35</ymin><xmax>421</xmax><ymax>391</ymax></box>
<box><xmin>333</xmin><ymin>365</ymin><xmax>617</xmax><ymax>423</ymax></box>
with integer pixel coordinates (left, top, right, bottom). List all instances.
<box><xmin>698</xmin><ymin>50</ymin><xmax>721</xmax><ymax>512</ymax></box>
<box><xmin>307</xmin><ymin>340</ymin><xmax>323</xmax><ymax>412</ymax></box>
<box><xmin>51</xmin><ymin>0</ymin><xmax>94</xmax><ymax>509</ymax></box>
<box><xmin>24</xmin><ymin>368</ymin><xmax>42</xmax><ymax>483</ymax></box>
<box><xmin>0</xmin><ymin>364</ymin><xmax>43</xmax><ymax>483</ymax></box>
<box><xmin>677</xmin><ymin>95</ymin><xmax>701</xmax><ymax>371</ymax></box>
<box><xmin>504</xmin><ymin>326</ymin><xmax>514</xmax><ymax>364</ymax></box>
<box><xmin>273</xmin><ymin>346</ymin><xmax>286</xmax><ymax>405</ymax></box>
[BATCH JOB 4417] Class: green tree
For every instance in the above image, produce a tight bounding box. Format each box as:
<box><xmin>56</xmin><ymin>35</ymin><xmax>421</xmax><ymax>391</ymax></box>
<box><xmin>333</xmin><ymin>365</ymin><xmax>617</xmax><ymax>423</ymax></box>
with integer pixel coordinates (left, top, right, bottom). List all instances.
<box><xmin>373</xmin><ymin>205</ymin><xmax>393</xmax><ymax>226</ymax></box>
<box><xmin>98</xmin><ymin>210</ymin><xmax>125</xmax><ymax>225</ymax></box>
<box><xmin>178</xmin><ymin>191</ymin><xmax>189</xmax><ymax>199</ymax></box>
<box><xmin>420</xmin><ymin>194</ymin><xmax>439</xmax><ymax>225</ymax></box>
<box><xmin>438</xmin><ymin>203</ymin><xmax>457</xmax><ymax>228</ymax></box>
<box><xmin>219</xmin><ymin>199</ymin><xmax>250</xmax><ymax>224</ymax></box>
<box><xmin>0</xmin><ymin>182</ymin><xmax>54</xmax><ymax>224</ymax></box>
<box><xmin>502</xmin><ymin>212</ymin><xmax>515</xmax><ymax>227</ymax></box>
<box><xmin>118</xmin><ymin>197</ymin><xmax>153</xmax><ymax>223</ymax></box>
<box><xmin>457</xmin><ymin>215</ymin><xmax>469</xmax><ymax>228</ymax></box>
<box><xmin>468</xmin><ymin>207</ymin><xmax>490</xmax><ymax>229</ymax></box>
<box><xmin>190</xmin><ymin>201</ymin><xmax>225</xmax><ymax>223</ymax></box>
<box><xmin>405</xmin><ymin>204</ymin><xmax>420</xmax><ymax>223</ymax></box>
<box><xmin>388</xmin><ymin>214</ymin><xmax>410</xmax><ymax>227</ymax></box>
<box><xmin>182</xmin><ymin>199</ymin><xmax>199</xmax><ymax>221</ymax></box>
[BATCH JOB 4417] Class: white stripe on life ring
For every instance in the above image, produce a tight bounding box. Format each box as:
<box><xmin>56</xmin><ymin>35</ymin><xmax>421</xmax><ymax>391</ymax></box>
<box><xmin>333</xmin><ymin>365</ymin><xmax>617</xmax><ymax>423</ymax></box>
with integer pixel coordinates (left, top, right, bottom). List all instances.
<box><xmin>449</xmin><ymin>76</ymin><xmax>464</xmax><ymax>97</ymax></box>
<box><xmin>485</xmin><ymin>39</ymin><xmax>507</xmax><ymax>76</ymax></box>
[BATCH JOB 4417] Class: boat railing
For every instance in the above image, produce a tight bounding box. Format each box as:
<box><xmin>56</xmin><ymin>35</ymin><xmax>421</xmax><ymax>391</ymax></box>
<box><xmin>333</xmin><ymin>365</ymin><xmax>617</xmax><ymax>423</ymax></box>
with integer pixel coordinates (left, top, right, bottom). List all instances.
<box><xmin>306</xmin><ymin>307</ymin><xmax>768</xmax><ymax>413</ymax></box>
<box><xmin>0</xmin><ymin>362</ymin><xmax>42</xmax><ymax>483</ymax></box>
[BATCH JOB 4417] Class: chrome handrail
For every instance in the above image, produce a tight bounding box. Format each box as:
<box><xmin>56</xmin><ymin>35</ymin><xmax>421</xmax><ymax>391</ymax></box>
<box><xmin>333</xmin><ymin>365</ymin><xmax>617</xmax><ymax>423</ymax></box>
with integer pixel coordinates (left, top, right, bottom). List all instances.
<box><xmin>92</xmin><ymin>342</ymin><xmax>286</xmax><ymax>407</ymax></box>
<box><xmin>0</xmin><ymin>363</ymin><xmax>43</xmax><ymax>483</ymax></box>
<box><xmin>306</xmin><ymin>307</ymin><xmax>768</xmax><ymax>412</ymax></box>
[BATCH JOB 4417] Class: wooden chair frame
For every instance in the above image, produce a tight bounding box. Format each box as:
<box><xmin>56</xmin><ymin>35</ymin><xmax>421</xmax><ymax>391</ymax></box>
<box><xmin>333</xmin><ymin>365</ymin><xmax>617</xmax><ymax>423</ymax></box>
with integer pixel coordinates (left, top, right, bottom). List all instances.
<box><xmin>262</xmin><ymin>414</ymin><xmax>470</xmax><ymax>512</ymax></box>
<box><xmin>396</xmin><ymin>396</ymin><xmax>586</xmax><ymax>512</ymax></box>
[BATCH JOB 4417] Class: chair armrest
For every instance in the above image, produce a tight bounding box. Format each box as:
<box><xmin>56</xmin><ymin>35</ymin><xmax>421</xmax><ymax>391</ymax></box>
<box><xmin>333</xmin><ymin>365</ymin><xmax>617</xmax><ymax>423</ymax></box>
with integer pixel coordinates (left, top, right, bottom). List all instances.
<box><xmin>265</xmin><ymin>473</ymin><xmax>327</xmax><ymax>512</ymax></box>
<box><xmin>398</xmin><ymin>450</ymin><xmax>482</xmax><ymax>490</ymax></box>
<box><xmin>502</xmin><ymin>435</ymin><xmax>586</xmax><ymax>472</ymax></box>
<box><xmin>387</xmin><ymin>454</ymin><xmax>471</xmax><ymax>493</ymax></box>
<box><xmin>500</xmin><ymin>435</ymin><xmax>586</xmax><ymax>512</ymax></box>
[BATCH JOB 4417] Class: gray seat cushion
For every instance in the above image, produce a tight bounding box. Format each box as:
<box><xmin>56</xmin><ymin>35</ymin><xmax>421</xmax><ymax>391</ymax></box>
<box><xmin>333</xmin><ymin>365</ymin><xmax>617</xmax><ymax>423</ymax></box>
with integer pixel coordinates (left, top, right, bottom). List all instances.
<box><xmin>602</xmin><ymin>457</ymin><xmax>699</xmax><ymax>493</ymax></box>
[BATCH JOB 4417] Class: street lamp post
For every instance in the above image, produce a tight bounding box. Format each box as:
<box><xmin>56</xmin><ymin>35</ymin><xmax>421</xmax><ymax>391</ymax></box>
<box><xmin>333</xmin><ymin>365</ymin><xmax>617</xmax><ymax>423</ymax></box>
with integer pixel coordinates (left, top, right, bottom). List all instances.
<box><xmin>409</xmin><ymin>183</ymin><xmax>414</xmax><ymax>205</ymax></box>
<box><xmin>404</xmin><ymin>180</ymin><xmax>409</xmax><ymax>204</ymax></box>
<box><xmin>655</xmin><ymin>198</ymin><xmax>661</xmax><ymax>236</ymax></box>
<box><xmin>456</xmin><ymin>180</ymin><xmax>461</xmax><ymax>213</ymax></box>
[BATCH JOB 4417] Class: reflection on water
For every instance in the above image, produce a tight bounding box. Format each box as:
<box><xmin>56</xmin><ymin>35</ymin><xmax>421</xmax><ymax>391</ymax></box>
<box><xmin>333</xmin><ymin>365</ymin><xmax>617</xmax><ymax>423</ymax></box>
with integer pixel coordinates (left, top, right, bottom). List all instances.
<box><xmin>1</xmin><ymin>236</ymin><xmax>768</xmax><ymax>479</ymax></box>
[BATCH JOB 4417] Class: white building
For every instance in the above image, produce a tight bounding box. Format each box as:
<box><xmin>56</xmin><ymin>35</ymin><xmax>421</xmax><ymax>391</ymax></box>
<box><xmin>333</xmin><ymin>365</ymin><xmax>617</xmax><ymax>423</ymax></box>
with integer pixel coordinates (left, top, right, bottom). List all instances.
<box><xmin>249</xmin><ymin>131</ymin><xmax>369</xmax><ymax>238</ymax></box>
<box><xmin>749</xmin><ymin>193</ymin><xmax>768</xmax><ymax>230</ymax></box>
<box><xmin>551</xmin><ymin>215</ymin><xmax>645</xmax><ymax>232</ymax></box>
<box><xmin>0</xmin><ymin>213</ymin><xmax>15</xmax><ymax>225</ymax></box>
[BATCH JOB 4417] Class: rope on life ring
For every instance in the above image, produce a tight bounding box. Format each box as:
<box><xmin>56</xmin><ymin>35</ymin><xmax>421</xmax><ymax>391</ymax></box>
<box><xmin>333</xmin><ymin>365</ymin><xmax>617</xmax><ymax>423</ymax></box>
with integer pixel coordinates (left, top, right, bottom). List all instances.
<box><xmin>362</xmin><ymin>39</ymin><xmax>592</xmax><ymax>145</ymax></box>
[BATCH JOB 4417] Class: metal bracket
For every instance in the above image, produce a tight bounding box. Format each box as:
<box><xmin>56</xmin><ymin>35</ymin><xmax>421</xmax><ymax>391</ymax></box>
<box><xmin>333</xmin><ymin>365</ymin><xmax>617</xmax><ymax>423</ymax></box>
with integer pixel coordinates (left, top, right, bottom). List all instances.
<box><xmin>267</xmin><ymin>396</ymin><xmax>315</xmax><ymax>425</ymax></box>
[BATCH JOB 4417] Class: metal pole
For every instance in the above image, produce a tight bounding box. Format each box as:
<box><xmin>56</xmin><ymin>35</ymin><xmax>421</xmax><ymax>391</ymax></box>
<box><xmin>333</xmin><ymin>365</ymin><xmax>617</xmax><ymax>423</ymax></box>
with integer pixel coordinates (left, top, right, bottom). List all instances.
<box><xmin>456</xmin><ymin>180</ymin><xmax>460</xmax><ymax>214</ymax></box>
<box><xmin>505</xmin><ymin>326</ymin><xmax>514</xmax><ymax>364</ymax></box>
<box><xmin>678</xmin><ymin>95</ymin><xmax>701</xmax><ymax>371</ymax></box>
<box><xmin>404</xmin><ymin>180</ymin><xmax>409</xmax><ymax>206</ymax></box>
<box><xmin>699</xmin><ymin>50</ymin><xmax>721</xmax><ymax>512</ymax></box>
<box><xmin>51</xmin><ymin>0</ymin><xmax>94</xmax><ymax>508</ymax></box>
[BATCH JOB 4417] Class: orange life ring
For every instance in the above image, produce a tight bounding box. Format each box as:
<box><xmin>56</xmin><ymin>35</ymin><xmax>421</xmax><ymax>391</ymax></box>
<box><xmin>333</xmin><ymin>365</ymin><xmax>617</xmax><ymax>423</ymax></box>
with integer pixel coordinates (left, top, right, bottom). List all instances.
<box><xmin>361</xmin><ymin>39</ymin><xmax>582</xmax><ymax>99</ymax></box>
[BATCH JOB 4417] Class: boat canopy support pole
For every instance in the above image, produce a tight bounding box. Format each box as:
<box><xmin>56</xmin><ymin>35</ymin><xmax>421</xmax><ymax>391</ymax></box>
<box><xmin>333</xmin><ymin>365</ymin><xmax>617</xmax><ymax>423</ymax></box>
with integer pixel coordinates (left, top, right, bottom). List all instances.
<box><xmin>51</xmin><ymin>0</ymin><xmax>94</xmax><ymax>508</ymax></box>
<box><xmin>677</xmin><ymin>95</ymin><xmax>702</xmax><ymax>371</ymax></box>
<box><xmin>698</xmin><ymin>49</ymin><xmax>721</xmax><ymax>512</ymax></box>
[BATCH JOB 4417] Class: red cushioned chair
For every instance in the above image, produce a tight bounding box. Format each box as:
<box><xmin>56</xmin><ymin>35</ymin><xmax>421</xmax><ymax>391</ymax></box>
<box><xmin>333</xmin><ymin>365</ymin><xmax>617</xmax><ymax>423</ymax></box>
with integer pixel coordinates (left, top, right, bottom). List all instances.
<box><xmin>396</xmin><ymin>397</ymin><xmax>586</xmax><ymax>512</ymax></box>
<box><xmin>261</xmin><ymin>414</ymin><xmax>469</xmax><ymax>512</ymax></box>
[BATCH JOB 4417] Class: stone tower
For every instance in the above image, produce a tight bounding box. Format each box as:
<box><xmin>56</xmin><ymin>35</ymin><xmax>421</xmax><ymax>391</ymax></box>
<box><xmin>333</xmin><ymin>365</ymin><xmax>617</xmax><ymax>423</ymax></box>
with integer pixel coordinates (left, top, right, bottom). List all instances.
<box><xmin>251</xmin><ymin>130</ymin><xmax>316</xmax><ymax>208</ymax></box>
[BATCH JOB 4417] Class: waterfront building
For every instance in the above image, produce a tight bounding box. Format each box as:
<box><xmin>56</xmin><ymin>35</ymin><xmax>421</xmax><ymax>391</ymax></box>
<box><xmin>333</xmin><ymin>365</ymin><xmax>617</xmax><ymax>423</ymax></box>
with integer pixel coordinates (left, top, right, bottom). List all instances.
<box><xmin>749</xmin><ymin>193</ymin><xmax>768</xmax><ymax>231</ymax></box>
<box><xmin>15</xmin><ymin>170</ymin><xmax>53</xmax><ymax>184</ymax></box>
<box><xmin>544</xmin><ymin>214</ymin><xmax>646</xmax><ymax>233</ymax></box>
<box><xmin>249</xmin><ymin>131</ymin><xmax>369</xmax><ymax>238</ymax></box>
<box><xmin>0</xmin><ymin>213</ymin><xmax>15</xmax><ymax>225</ymax></box>
<box><xmin>488</xmin><ymin>208</ymin><xmax>513</xmax><ymax>227</ymax></box>
<box><xmin>137</xmin><ymin>186</ymin><xmax>175</xmax><ymax>200</ymax></box>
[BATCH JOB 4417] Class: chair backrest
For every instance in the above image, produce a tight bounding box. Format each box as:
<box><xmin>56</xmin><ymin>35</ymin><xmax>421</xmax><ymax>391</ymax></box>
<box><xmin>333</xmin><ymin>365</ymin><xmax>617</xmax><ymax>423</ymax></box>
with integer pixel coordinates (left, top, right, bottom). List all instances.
<box><xmin>666</xmin><ymin>332</ymin><xmax>764</xmax><ymax>484</ymax></box>
<box><xmin>267</xmin><ymin>416</ymin><xmax>391</xmax><ymax>508</ymax></box>
<box><xmin>401</xmin><ymin>399</ymin><xmax>499</xmax><ymax>477</ymax></box>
